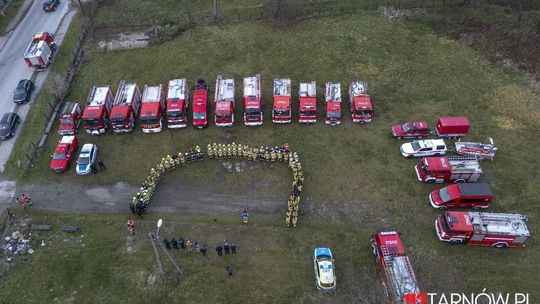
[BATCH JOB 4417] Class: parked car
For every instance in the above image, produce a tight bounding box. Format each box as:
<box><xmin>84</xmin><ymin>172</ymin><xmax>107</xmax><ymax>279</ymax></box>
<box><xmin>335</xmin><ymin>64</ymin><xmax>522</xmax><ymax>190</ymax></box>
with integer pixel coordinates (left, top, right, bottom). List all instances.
<box><xmin>313</xmin><ymin>247</ymin><xmax>336</xmax><ymax>291</ymax></box>
<box><xmin>400</xmin><ymin>139</ymin><xmax>447</xmax><ymax>158</ymax></box>
<box><xmin>429</xmin><ymin>183</ymin><xmax>493</xmax><ymax>209</ymax></box>
<box><xmin>13</xmin><ymin>79</ymin><xmax>35</xmax><ymax>104</ymax></box>
<box><xmin>50</xmin><ymin>136</ymin><xmax>78</xmax><ymax>173</ymax></box>
<box><xmin>391</xmin><ymin>121</ymin><xmax>431</xmax><ymax>139</ymax></box>
<box><xmin>76</xmin><ymin>143</ymin><xmax>98</xmax><ymax>175</ymax></box>
<box><xmin>0</xmin><ymin>113</ymin><xmax>21</xmax><ymax>140</ymax></box>
<box><xmin>43</xmin><ymin>0</ymin><xmax>59</xmax><ymax>11</ymax></box>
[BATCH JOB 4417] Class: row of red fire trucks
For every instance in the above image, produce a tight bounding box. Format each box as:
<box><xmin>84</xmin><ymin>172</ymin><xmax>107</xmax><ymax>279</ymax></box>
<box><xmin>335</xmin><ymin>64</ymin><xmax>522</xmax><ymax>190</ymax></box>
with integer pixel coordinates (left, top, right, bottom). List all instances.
<box><xmin>60</xmin><ymin>77</ymin><xmax>374</xmax><ymax>135</ymax></box>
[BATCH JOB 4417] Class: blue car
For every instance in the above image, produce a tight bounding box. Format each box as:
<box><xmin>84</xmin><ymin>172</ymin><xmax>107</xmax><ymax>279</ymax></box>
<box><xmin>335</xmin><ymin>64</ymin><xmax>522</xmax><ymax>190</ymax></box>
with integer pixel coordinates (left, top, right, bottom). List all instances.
<box><xmin>313</xmin><ymin>247</ymin><xmax>336</xmax><ymax>290</ymax></box>
<box><xmin>76</xmin><ymin>143</ymin><xmax>98</xmax><ymax>175</ymax></box>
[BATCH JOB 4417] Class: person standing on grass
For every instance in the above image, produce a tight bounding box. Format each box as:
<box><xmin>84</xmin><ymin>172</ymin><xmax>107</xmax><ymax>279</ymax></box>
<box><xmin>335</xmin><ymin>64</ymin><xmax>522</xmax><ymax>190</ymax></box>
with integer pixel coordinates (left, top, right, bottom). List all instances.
<box><xmin>224</xmin><ymin>241</ymin><xmax>230</xmax><ymax>255</ymax></box>
<box><xmin>230</xmin><ymin>243</ymin><xmax>236</xmax><ymax>254</ymax></box>
<box><xmin>242</xmin><ymin>210</ymin><xmax>249</xmax><ymax>224</ymax></box>
<box><xmin>179</xmin><ymin>238</ymin><xmax>185</xmax><ymax>249</ymax></box>
<box><xmin>226</xmin><ymin>265</ymin><xmax>233</xmax><ymax>278</ymax></box>
<box><xmin>127</xmin><ymin>218</ymin><xmax>135</xmax><ymax>235</ymax></box>
<box><xmin>216</xmin><ymin>245</ymin><xmax>223</xmax><ymax>256</ymax></box>
<box><xmin>186</xmin><ymin>240</ymin><xmax>192</xmax><ymax>252</ymax></box>
<box><xmin>171</xmin><ymin>238</ymin><xmax>178</xmax><ymax>250</ymax></box>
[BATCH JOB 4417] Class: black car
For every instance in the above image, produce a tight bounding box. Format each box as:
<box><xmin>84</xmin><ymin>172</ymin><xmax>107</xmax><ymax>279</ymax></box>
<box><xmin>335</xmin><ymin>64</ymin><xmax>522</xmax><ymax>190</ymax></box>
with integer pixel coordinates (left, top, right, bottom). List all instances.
<box><xmin>13</xmin><ymin>79</ymin><xmax>35</xmax><ymax>104</ymax></box>
<box><xmin>0</xmin><ymin>113</ymin><xmax>21</xmax><ymax>140</ymax></box>
<box><xmin>43</xmin><ymin>0</ymin><xmax>59</xmax><ymax>11</ymax></box>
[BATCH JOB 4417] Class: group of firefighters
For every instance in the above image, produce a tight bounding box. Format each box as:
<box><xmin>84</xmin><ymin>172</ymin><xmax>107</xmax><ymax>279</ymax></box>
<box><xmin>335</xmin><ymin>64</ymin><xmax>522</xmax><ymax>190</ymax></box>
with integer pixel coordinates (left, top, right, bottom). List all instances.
<box><xmin>130</xmin><ymin>146</ymin><xmax>203</xmax><ymax>216</ymax></box>
<box><xmin>129</xmin><ymin>143</ymin><xmax>303</xmax><ymax>227</ymax></box>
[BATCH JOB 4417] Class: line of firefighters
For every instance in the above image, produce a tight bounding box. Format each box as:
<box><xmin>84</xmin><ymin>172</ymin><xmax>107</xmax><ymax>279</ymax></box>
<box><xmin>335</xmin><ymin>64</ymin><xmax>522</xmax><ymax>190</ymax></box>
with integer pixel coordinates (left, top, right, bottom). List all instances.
<box><xmin>206</xmin><ymin>143</ymin><xmax>303</xmax><ymax>227</ymax></box>
<box><xmin>130</xmin><ymin>143</ymin><xmax>303</xmax><ymax>227</ymax></box>
<box><xmin>130</xmin><ymin>146</ymin><xmax>204</xmax><ymax>216</ymax></box>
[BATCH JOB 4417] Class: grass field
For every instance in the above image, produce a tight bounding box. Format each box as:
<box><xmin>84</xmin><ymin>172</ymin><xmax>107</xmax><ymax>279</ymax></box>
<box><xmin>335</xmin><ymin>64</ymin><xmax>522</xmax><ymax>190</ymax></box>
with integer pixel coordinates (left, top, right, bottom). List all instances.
<box><xmin>2</xmin><ymin>7</ymin><xmax>539</xmax><ymax>304</ymax></box>
<box><xmin>0</xmin><ymin>0</ymin><xmax>25</xmax><ymax>35</ymax></box>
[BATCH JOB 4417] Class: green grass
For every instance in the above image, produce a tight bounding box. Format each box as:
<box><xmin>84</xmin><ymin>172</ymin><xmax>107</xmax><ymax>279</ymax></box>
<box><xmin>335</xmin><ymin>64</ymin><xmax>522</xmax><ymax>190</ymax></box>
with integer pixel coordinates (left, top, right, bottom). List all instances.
<box><xmin>3</xmin><ymin>9</ymin><xmax>540</xmax><ymax>303</ymax></box>
<box><xmin>0</xmin><ymin>0</ymin><xmax>25</xmax><ymax>35</ymax></box>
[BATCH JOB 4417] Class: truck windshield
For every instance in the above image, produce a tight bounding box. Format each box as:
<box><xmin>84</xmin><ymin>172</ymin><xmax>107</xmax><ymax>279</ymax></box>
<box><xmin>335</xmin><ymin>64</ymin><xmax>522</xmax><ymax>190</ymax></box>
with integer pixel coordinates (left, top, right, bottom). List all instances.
<box><xmin>84</xmin><ymin>119</ymin><xmax>101</xmax><ymax>127</ymax></box>
<box><xmin>401</xmin><ymin>123</ymin><xmax>410</xmax><ymax>132</ymax></box>
<box><xmin>300</xmin><ymin>110</ymin><xmax>316</xmax><ymax>116</ymax></box>
<box><xmin>245</xmin><ymin>108</ymin><xmax>260</xmax><ymax>115</ymax></box>
<box><xmin>193</xmin><ymin>112</ymin><xmax>206</xmax><ymax>120</ymax></box>
<box><xmin>140</xmin><ymin>117</ymin><xmax>159</xmax><ymax>125</ymax></box>
<box><xmin>440</xmin><ymin>216</ymin><xmax>450</xmax><ymax>231</ymax></box>
<box><xmin>438</xmin><ymin>188</ymin><xmax>452</xmax><ymax>202</ymax></box>
<box><xmin>52</xmin><ymin>152</ymin><xmax>66</xmax><ymax>160</ymax></box>
<box><xmin>60</xmin><ymin>117</ymin><xmax>73</xmax><ymax>124</ymax></box>
<box><xmin>354</xmin><ymin>110</ymin><xmax>372</xmax><ymax>115</ymax></box>
<box><xmin>168</xmin><ymin>110</ymin><xmax>182</xmax><ymax>118</ymax></box>
<box><xmin>327</xmin><ymin>112</ymin><xmax>341</xmax><ymax>118</ymax></box>
<box><xmin>215</xmin><ymin>114</ymin><xmax>229</xmax><ymax>119</ymax></box>
<box><xmin>273</xmin><ymin>109</ymin><xmax>289</xmax><ymax>116</ymax></box>
<box><xmin>110</xmin><ymin>118</ymin><xmax>126</xmax><ymax>125</ymax></box>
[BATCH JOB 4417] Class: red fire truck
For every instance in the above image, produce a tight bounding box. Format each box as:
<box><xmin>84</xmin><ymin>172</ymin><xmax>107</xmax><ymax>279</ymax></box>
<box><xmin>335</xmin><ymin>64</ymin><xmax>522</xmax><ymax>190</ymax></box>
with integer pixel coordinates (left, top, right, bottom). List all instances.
<box><xmin>192</xmin><ymin>79</ymin><xmax>209</xmax><ymax>129</ymax></box>
<box><xmin>82</xmin><ymin>86</ymin><xmax>114</xmax><ymax>135</ymax></box>
<box><xmin>349</xmin><ymin>81</ymin><xmax>373</xmax><ymax>123</ymax></box>
<box><xmin>435</xmin><ymin>211</ymin><xmax>530</xmax><ymax>248</ymax></box>
<box><xmin>58</xmin><ymin>102</ymin><xmax>81</xmax><ymax>135</ymax></box>
<box><xmin>23</xmin><ymin>32</ymin><xmax>57</xmax><ymax>70</ymax></box>
<box><xmin>110</xmin><ymin>81</ymin><xmax>141</xmax><ymax>133</ymax></box>
<box><xmin>243</xmin><ymin>74</ymin><xmax>263</xmax><ymax>126</ymax></box>
<box><xmin>140</xmin><ymin>84</ymin><xmax>165</xmax><ymax>133</ymax></box>
<box><xmin>429</xmin><ymin>183</ymin><xmax>493</xmax><ymax>209</ymax></box>
<box><xmin>299</xmin><ymin>81</ymin><xmax>317</xmax><ymax>124</ymax></box>
<box><xmin>415</xmin><ymin>156</ymin><xmax>482</xmax><ymax>183</ymax></box>
<box><xmin>324</xmin><ymin>82</ymin><xmax>342</xmax><ymax>126</ymax></box>
<box><xmin>214</xmin><ymin>75</ymin><xmax>235</xmax><ymax>127</ymax></box>
<box><xmin>371</xmin><ymin>229</ymin><xmax>420</xmax><ymax>304</ymax></box>
<box><xmin>436</xmin><ymin>116</ymin><xmax>470</xmax><ymax>138</ymax></box>
<box><xmin>272</xmin><ymin>78</ymin><xmax>292</xmax><ymax>124</ymax></box>
<box><xmin>166</xmin><ymin>79</ymin><xmax>189</xmax><ymax>128</ymax></box>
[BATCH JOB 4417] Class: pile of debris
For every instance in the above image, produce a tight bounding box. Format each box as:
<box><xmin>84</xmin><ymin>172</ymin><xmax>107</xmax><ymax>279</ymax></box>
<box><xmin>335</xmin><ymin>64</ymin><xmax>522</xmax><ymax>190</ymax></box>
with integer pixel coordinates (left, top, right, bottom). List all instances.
<box><xmin>2</xmin><ymin>231</ymin><xmax>33</xmax><ymax>262</ymax></box>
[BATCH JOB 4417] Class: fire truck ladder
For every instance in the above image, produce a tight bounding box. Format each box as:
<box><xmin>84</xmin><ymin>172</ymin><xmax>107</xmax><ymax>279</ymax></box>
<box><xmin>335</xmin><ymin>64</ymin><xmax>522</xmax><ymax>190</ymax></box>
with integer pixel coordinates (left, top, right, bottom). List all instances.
<box><xmin>116</xmin><ymin>81</ymin><xmax>128</xmax><ymax>104</ymax></box>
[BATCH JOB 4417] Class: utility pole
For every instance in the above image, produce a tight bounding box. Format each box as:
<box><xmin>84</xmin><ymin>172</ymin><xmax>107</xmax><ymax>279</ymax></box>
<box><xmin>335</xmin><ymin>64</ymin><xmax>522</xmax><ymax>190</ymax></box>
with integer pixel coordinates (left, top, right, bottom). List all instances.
<box><xmin>213</xmin><ymin>0</ymin><xmax>218</xmax><ymax>21</ymax></box>
<box><xmin>149</xmin><ymin>233</ymin><xmax>164</xmax><ymax>275</ymax></box>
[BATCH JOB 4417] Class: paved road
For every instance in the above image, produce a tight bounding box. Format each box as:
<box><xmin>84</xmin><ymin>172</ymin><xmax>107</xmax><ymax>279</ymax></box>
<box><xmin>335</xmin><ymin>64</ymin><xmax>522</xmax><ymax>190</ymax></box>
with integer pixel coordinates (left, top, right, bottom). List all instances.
<box><xmin>0</xmin><ymin>0</ymin><xmax>76</xmax><ymax>172</ymax></box>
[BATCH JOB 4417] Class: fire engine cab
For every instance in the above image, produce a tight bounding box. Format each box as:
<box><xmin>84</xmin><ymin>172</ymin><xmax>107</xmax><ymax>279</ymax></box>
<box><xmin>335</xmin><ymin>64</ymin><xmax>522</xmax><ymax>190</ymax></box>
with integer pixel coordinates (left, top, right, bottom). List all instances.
<box><xmin>299</xmin><ymin>81</ymin><xmax>317</xmax><ymax>124</ymax></box>
<box><xmin>435</xmin><ymin>211</ymin><xmax>530</xmax><ymax>248</ymax></box>
<box><xmin>415</xmin><ymin>156</ymin><xmax>482</xmax><ymax>183</ymax></box>
<box><xmin>58</xmin><ymin>102</ymin><xmax>82</xmax><ymax>135</ymax></box>
<box><xmin>82</xmin><ymin>86</ymin><xmax>114</xmax><ymax>135</ymax></box>
<box><xmin>349</xmin><ymin>81</ymin><xmax>373</xmax><ymax>123</ymax></box>
<box><xmin>140</xmin><ymin>85</ymin><xmax>165</xmax><ymax>133</ymax></box>
<box><xmin>110</xmin><ymin>81</ymin><xmax>142</xmax><ymax>133</ymax></box>
<box><xmin>214</xmin><ymin>75</ymin><xmax>235</xmax><ymax>127</ymax></box>
<box><xmin>166</xmin><ymin>79</ymin><xmax>189</xmax><ymax>128</ymax></box>
<box><xmin>272</xmin><ymin>78</ymin><xmax>292</xmax><ymax>124</ymax></box>
<box><xmin>243</xmin><ymin>74</ymin><xmax>263</xmax><ymax>126</ymax></box>
<box><xmin>192</xmin><ymin>79</ymin><xmax>209</xmax><ymax>129</ymax></box>
<box><xmin>324</xmin><ymin>82</ymin><xmax>341</xmax><ymax>126</ymax></box>
<box><xmin>371</xmin><ymin>229</ymin><xmax>420</xmax><ymax>304</ymax></box>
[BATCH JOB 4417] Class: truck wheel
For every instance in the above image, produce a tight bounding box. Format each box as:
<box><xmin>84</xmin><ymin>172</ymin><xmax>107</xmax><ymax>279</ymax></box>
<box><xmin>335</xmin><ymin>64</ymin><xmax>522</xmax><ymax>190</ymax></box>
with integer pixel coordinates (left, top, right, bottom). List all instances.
<box><xmin>396</xmin><ymin>136</ymin><xmax>402</xmax><ymax>140</ymax></box>
<box><xmin>493</xmin><ymin>243</ymin><xmax>508</xmax><ymax>248</ymax></box>
<box><xmin>416</xmin><ymin>136</ymin><xmax>423</xmax><ymax>139</ymax></box>
<box><xmin>450</xmin><ymin>239</ymin><xmax>463</xmax><ymax>244</ymax></box>
<box><xmin>454</xmin><ymin>179</ymin><xmax>465</xmax><ymax>183</ymax></box>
